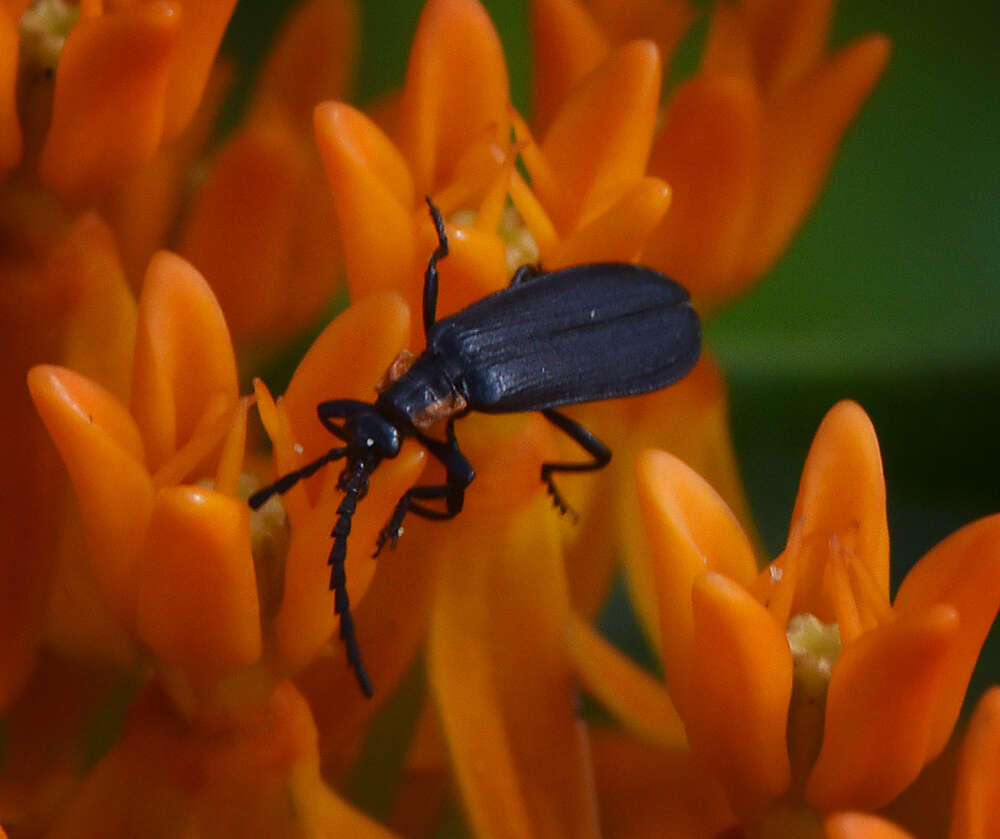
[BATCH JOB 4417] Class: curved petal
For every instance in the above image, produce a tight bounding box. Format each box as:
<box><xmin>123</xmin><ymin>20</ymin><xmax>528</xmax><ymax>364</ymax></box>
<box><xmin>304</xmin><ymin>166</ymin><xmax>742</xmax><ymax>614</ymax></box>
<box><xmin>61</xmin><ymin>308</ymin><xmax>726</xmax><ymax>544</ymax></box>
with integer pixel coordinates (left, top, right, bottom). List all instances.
<box><xmin>540</xmin><ymin>40</ymin><xmax>661</xmax><ymax>231</ymax></box>
<box><xmin>635</xmin><ymin>448</ymin><xmax>758</xmax><ymax>713</ymax></box>
<box><xmin>131</xmin><ymin>251</ymin><xmax>238</xmax><ymax>472</ymax></box>
<box><xmin>0</xmin><ymin>4</ymin><xmax>20</xmax><ymax>175</ymax></box>
<box><xmin>280</xmin><ymin>292</ymin><xmax>411</xmax><ymax>466</ymax></box>
<box><xmin>46</xmin><ymin>213</ymin><xmax>137</xmax><ymax>400</ymax></box>
<box><xmin>396</xmin><ymin>0</ymin><xmax>510</xmax><ymax>196</ymax></box>
<box><xmin>27</xmin><ymin>365</ymin><xmax>153</xmax><ymax>626</ymax></box>
<box><xmin>688</xmin><ymin>571</ymin><xmax>792</xmax><ymax>818</ymax></box>
<box><xmin>741</xmin><ymin>0</ymin><xmax>834</xmax><ymax>96</ymax></box>
<box><xmin>806</xmin><ymin>605</ymin><xmax>958</xmax><ymax>812</ymax></box>
<box><xmin>825</xmin><ymin>813</ymin><xmax>917</xmax><ymax>839</ymax></box>
<box><xmin>255</xmin><ymin>0</ymin><xmax>359</xmax><ymax>133</ymax></box>
<box><xmin>546</xmin><ymin>176</ymin><xmax>671</xmax><ymax>268</ymax></box>
<box><xmin>40</xmin><ymin>3</ymin><xmax>181</xmax><ymax>203</ymax></box>
<box><xmin>738</xmin><ymin>34</ymin><xmax>890</xmax><ymax>280</ymax></box>
<box><xmin>430</xmin><ymin>416</ymin><xmax>599</xmax><ymax>838</ymax></box>
<box><xmin>785</xmin><ymin>400</ymin><xmax>888</xmax><ymax>622</ymax></box>
<box><xmin>43</xmin><ymin>682</ymin><xmax>384</xmax><ymax>839</ymax></box>
<box><xmin>893</xmin><ymin>514</ymin><xmax>1000</xmax><ymax>759</ymax></box>
<box><xmin>103</xmin><ymin>62</ymin><xmax>233</xmax><ymax>282</ymax></box>
<box><xmin>587</xmin><ymin>0</ymin><xmax>695</xmax><ymax>66</ymax></box>
<box><xmin>949</xmin><ymin>687</ymin><xmax>1000</xmax><ymax>839</ymax></box>
<box><xmin>644</xmin><ymin>74</ymin><xmax>763</xmax><ymax>303</ymax></box>
<box><xmin>161</xmin><ymin>0</ymin><xmax>238</xmax><ymax>139</ymax></box>
<box><xmin>314</xmin><ymin>102</ymin><xmax>420</xmax><ymax>303</ymax></box>
<box><xmin>179</xmin><ymin>116</ymin><xmax>339</xmax><ymax>348</ymax></box>
<box><xmin>136</xmin><ymin>486</ymin><xmax>261</xmax><ymax>682</ymax></box>
<box><xmin>590</xmin><ymin>729</ymin><xmax>735</xmax><ymax>839</ymax></box>
<box><xmin>569</xmin><ymin>614</ymin><xmax>686</xmax><ymax>749</ymax></box>
<box><xmin>530</xmin><ymin>0</ymin><xmax>609</xmax><ymax>134</ymax></box>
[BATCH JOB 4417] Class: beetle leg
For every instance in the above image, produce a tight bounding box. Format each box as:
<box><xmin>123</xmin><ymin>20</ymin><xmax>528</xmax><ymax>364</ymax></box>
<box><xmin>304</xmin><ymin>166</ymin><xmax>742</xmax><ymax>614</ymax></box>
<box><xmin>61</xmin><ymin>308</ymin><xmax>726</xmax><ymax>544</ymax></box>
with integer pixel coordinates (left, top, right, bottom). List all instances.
<box><xmin>540</xmin><ymin>408</ymin><xmax>611</xmax><ymax>521</ymax></box>
<box><xmin>422</xmin><ymin>197</ymin><xmax>450</xmax><ymax>339</ymax></box>
<box><xmin>509</xmin><ymin>263</ymin><xmax>542</xmax><ymax>285</ymax></box>
<box><xmin>317</xmin><ymin>398</ymin><xmax>373</xmax><ymax>441</ymax></box>
<box><xmin>374</xmin><ymin>424</ymin><xmax>473</xmax><ymax>555</ymax></box>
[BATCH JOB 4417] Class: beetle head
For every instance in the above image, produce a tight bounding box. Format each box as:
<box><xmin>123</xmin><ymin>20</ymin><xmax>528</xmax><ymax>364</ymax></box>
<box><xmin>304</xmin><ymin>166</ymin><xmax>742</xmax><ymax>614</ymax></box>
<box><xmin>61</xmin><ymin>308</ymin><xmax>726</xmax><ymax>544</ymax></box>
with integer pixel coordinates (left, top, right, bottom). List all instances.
<box><xmin>348</xmin><ymin>410</ymin><xmax>402</xmax><ymax>458</ymax></box>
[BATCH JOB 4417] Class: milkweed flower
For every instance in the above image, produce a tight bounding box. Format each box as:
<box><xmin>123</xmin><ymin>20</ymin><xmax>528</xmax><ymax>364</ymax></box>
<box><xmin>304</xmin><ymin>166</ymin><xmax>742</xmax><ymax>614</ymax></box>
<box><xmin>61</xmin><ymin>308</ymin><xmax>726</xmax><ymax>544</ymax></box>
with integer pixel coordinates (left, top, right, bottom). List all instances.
<box><xmin>24</xmin><ymin>253</ymin><xmax>411</xmax><ymax>836</ymax></box>
<box><xmin>531</xmin><ymin>0</ymin><xmax>890</xmax><ymax>304</ymax></box>
<box><xmin>578</xmin><ymin>400</ymin><xmax>1000</xmax><ymax>834</ymax></box>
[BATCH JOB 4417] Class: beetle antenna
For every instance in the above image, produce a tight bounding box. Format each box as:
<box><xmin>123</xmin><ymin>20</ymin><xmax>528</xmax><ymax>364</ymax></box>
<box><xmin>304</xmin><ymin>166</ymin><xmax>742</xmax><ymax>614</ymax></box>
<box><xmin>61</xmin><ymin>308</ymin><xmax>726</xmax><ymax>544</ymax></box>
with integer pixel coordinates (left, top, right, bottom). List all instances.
<box><xmin>329</xmin><ymin>456</ymin><xmax>375</xmax><ymax>697</ymax></box>
<box><xmin>248</xmin><ymin>446</ymin><xmax>350</xmax><ymax>510</ymax></box>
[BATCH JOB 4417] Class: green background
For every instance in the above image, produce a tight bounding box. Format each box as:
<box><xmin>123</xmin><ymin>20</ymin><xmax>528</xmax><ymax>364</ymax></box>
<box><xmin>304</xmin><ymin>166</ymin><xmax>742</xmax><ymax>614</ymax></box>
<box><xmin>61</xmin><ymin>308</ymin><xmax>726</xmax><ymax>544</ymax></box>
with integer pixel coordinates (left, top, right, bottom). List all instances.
<box><xmin>224</xmin><ymin>0</ymin><xmax>1000</xmax><ymax>693</ymax></box>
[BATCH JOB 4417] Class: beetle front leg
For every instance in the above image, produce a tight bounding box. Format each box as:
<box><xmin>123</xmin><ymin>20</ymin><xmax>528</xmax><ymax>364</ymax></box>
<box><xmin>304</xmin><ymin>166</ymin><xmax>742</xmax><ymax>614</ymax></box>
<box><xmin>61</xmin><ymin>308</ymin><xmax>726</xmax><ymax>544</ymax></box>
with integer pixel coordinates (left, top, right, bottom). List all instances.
<box><xmin>317</xmin><ymin>398</ymin><xmax>373</xmax><ymax>441</ymax></box>
<box><xmin>540</xmin><ymin>408</ymin><xmax>611</xmax><ymax>520</ymax></box>
<box><xmin>374</xmin><ymin>424</ymin><xmax>474</xmax><ymax>555</ymax></box>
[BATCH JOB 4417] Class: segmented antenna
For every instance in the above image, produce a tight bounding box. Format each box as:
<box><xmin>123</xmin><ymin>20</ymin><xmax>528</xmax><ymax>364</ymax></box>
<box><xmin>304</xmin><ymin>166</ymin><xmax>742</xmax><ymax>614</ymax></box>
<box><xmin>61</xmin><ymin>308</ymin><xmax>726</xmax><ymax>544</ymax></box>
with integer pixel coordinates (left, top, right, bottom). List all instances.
<box><xmin>248</xmin><ymin>446</ymin><xmax>349</xmax><ymax>509</ymax></box>
<box><xmin>328</xmin><ymin>456</ymin><xmax>374</xmax><ymax>697</ymax></box>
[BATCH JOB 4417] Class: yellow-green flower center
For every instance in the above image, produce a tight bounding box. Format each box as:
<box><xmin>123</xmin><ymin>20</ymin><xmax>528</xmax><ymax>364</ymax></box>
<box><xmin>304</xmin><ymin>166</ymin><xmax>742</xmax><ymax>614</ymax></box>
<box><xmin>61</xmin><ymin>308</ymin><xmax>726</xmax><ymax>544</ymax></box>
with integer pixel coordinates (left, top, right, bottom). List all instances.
<box><xmin>785</xmin><ymin>614</ymin><xmax>842</xmax><ymax>800</ymax></box>
<box><xmin>451</xmin><ymin>204</ymin><xmax>540</xmax><ymax>276</ymax></box>
<box><xmin>19</xmin><ymin>0</ymin><xmax>78</xmax><ymax>75</ymax></box>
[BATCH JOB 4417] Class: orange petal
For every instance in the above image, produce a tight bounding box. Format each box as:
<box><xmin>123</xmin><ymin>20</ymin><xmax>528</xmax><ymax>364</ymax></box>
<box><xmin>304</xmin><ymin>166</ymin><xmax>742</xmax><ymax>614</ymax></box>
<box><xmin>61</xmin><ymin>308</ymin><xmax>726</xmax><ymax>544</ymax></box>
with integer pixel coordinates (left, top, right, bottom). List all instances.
<box><xmin>806</xmin><ymin>605</ymin><xmax>959</xmax><ymax>811</ymax></box>
<box><xmin>530</xmin><ymin>0</ymin><xmax>609</xmax><ymax>134</ymax></box>
<box><xmin>540</xmin><ymin>40</ymin><xmax>661</xmax><ymax>231</ymax></box>
<box><xmin>39</xmin><ymin>2</ymin><xmax>181</xmax><ymax>203</ymax></box>
<box><xmin>255</xmin><ymin>0</ymin><xmax>359</xmax><ymax>133</ymax></box>
<box><xmin>0</xmin><ymin>4</ymin><xmax>20</xmax><ymax>175</ymax></box>
<box><xmin>636</xmin><ymin>448</ymin><xmax>758</xmax><ymax>713</ymax></box>
<box><xmin>178</xmin><ymin>115</ymin><xmax>338</xmax><ymax>348</ymax></box>
<box><xmin>570</xmin><ymin>614</ymin><xmax>685</xmax><ymax>748</ymax></box>
<box><xmin>130</xmin><ymin>251</ymin><xmax>238</xmax><ymax>472</ymax></box>
<box><xmin>588</xmin><ymin>0</ymin><xmax>695</xmax><ymax>62</ymax></box>
<box><xmin>687</xmin><ymin>571</ymin><xmax>792</xmax><ymax>817</ymax></box>
<box><xmin>644</xmin><ymin>74</ymin><xmax>762</xmax><ymax>302</ymax></box>
<box><xmin>103</xmin><ymin>61</ymin><xmax>233</xmax><ymax>283</ymax></box>
<box><xmin>27</xmin><ymin>365</ymin><xmax>153</xmax><ymax>626</ymax></box>
<box><xmin>893</xmin><ymin>514</ymin><xmax>1000</xmax><ymax>760</ymax></box>
<box><xmin>280</xmin><ymin>292</ymin><xmax>411</xmax><ymax>466</ymax></box>
<box><xmin>314</xmin><ymin>101</ymin><xmax>420</xmax><ymax>303</ymax></box>
<box><xmin>45</xmin><ymin>213</ymin><xmax>137</xmax><ymax>400</ymax></box>
<box><xmin>43</xmin><ymin>681</ymin><xmax>357</xmax><ymax>839</ymax></box>
<box><xmin>429</xmin><ymin>488</ymin><xmax>598</xmax><ymax>836</ymax></box>
<box><xmin>547</xmin><ymin>176</ymin><xmax>671</xmax><ymax>268</ymax></box>
<box><xmin>825</xmin><ymin>813</ymin><xmax>918</xmax><ymax>839</ymax></box>
<box><xmin>949</xmin><ymin>687</ymin><xmax>1000</xmax><ymax>839</ymax></box>
<box><xmin>590</xmin><ymin>729</ymin><xmax>735</xmax><ymax>839</ymax></box>
<box><xmin>742</xmin><ymin>0</ymin><xmax>834</xmax><ymax>96</ymax></box>
<box><xmin>738</xmin><ymin>34</ymin><xmax>891</xmax><ymax>280</ymax></box>
<box><xmin>273</xmin><ymin>440</ymin><xmax>426</xmax><ymax>675</ymax></box>
<box><xmin>136</xmin><ymin>486</ymin><xmax>261</xmax><ymax>681</ymax></box>
<box><xmin>396</xmin><ymin>0</ymin><xmax>510</xmax><ymax>196</ymax></box>
<box><xmin>161</xmin><ymin>0</ymin><xmax>238</xmax><ymax>140</ymax></box>
<box><xmin>785</xmin><ymin>400</ymin><xmax>888</xmax><ymax>621</ymax></box>
<box><xmin>297</xmin><ymin>509</ymin><xmax>445</xmax><ymax>780</ymax></box>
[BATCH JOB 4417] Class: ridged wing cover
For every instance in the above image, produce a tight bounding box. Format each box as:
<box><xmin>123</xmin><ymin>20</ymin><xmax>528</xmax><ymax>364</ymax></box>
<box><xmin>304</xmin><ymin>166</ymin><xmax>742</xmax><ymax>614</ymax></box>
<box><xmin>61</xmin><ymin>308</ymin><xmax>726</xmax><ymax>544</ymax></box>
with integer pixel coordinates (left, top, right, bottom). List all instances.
<box><xmin>426</xmin><ymin>263</ymin><xmax>701</xmax><ymax>413</ymax></box>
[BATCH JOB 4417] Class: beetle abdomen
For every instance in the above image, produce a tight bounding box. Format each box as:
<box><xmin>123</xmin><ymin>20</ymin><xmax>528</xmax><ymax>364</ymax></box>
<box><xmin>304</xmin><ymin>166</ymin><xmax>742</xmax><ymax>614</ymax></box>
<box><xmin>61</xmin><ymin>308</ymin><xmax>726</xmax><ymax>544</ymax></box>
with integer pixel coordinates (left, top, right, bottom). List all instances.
<box><xmin>428</xmin><ymin>263</ymin><xmax>701</xmax><ymax>412</ymax></box>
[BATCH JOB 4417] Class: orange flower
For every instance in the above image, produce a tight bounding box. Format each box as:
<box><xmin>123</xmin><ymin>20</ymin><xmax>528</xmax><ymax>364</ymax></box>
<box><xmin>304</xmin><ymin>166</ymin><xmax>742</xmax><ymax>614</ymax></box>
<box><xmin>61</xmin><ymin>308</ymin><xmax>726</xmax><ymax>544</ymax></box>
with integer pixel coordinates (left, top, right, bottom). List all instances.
<box><xmin>24</xmin><ymin>252</ymin><xmax>419</xmax><ymax>836</ymax></box>
<box><xmin>575</xmin><ymin>400</ymin><xmax>1000</xmax><ymax>833</ymax></box>
<box><xmin>824</xmin><ymin>687</ymin><xmax>1000</xmax><ymax>839</ymax></box>
<box><xmin>176</xmin><ymin>0</ymin><xmax>358</xmax><ymax>350</ymax></box>
<box><xmin>531</xmin><ymin>0</ymin><xmax>890</xmax><ymax>303</ymax></box>
<box><xmin>6</xmin><ymin>0</ymin><xmax>237</xmax><ymax>203</ymax></box>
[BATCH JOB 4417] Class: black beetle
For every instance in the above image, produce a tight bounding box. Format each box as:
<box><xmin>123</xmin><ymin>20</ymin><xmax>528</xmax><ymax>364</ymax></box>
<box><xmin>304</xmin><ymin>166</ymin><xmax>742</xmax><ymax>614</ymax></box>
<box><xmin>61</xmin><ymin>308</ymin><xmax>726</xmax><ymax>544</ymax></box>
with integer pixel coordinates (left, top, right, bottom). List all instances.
<box><xmin>249</xmin><ymin>198</ymin><xmax>701</xmax><ymax>696</ymax></box>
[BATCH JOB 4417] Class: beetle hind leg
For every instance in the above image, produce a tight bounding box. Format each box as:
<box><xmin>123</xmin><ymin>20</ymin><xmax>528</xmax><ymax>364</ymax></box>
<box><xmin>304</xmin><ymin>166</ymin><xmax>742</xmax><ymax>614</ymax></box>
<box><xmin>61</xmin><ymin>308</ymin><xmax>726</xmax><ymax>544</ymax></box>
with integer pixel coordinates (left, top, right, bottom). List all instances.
<box><xmin>540</xmin><ymin>409</ymin><xmax>611</xmax><ymax>521</ymax></box>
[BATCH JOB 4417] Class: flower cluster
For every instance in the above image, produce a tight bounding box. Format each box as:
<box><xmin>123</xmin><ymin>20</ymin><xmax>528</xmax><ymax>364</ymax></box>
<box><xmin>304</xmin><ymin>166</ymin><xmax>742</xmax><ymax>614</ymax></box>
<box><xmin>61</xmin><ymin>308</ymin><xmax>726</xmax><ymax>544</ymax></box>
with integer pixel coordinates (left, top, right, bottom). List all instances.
<box><xmin>1</xmin><ymin>0</ymin><xmax>996</xmax><ymax>837</ymax></box>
